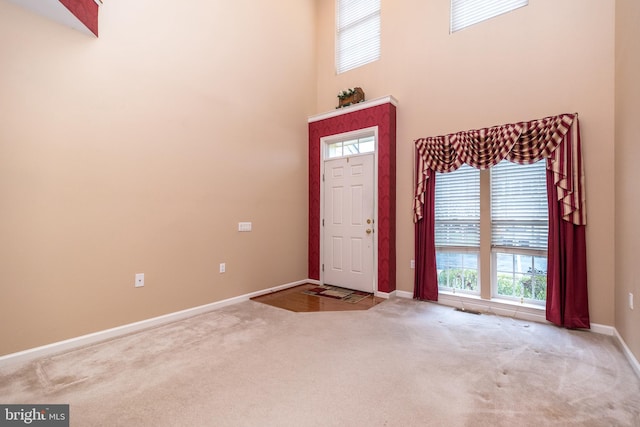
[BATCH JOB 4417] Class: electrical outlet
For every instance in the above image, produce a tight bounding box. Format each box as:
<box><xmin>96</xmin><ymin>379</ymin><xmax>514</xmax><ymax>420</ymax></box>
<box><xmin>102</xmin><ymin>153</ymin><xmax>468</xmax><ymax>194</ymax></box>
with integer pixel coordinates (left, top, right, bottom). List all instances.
<box><xmin>135</xmin><ymin>273</ymin><xmax>144</xmax><ymax>288</ymax></box>
<box><xmin>219</xmin><ymin>263</ymin><xmax>226</xmax><ymax>273</ymax></box>
<box><xmin>629</xmin><ymin>293</ymin><xmax>634</xmax><ymax>310</ymax></box>
<box><xmin>410</xmin><ymin>259</ymin><xmax>415</xmax><ymax>269</ymax></box>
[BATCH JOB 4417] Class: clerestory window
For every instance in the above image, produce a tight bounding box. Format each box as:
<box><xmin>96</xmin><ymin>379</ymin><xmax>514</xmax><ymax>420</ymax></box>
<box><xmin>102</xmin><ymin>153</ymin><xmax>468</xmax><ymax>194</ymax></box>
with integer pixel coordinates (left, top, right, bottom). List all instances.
<box><xmin>336</xmin><ymin>0</ymin><xmax>381</xmax><ymax>74</ymax></box>
<box><xmin>450</xmin><ymin>0</ymin><xmax>528</xmax><ymax>33</ymax></box>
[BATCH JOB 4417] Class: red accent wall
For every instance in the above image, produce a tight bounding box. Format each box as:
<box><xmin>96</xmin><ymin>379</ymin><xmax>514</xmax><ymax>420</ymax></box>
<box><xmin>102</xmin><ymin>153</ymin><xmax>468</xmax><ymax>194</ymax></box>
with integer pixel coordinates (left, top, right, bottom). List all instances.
<box><xmin>308</xmin><ymin>102</ymin><xmax>397</xmax><ymax>293</ymax></box>
<box><xmin>59</xmin><ymin>0</ymin><xmax>99</xmax><ymax>37</ymax></box>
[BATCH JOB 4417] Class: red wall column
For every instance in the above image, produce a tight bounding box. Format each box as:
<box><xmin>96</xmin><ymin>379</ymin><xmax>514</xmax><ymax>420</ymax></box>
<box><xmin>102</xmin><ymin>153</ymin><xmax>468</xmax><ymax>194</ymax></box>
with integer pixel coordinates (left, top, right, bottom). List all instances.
<box><xmin>308</xmin><ymin>101</ymin><xmax>397</xmax><ymax>293</ymax></box>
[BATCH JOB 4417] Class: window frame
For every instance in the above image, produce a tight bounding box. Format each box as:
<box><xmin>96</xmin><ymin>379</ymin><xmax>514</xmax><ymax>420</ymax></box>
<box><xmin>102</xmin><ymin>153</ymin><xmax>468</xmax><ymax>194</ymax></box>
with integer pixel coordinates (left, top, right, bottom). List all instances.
<box><xmin>326</xmin><ymin>135</ymin><xmax>376</xmax><ymax>159</ymax></box>
<box><xmin>434</xmin><ymin>160</ymin><xmax>548</xmax><ymax>305</ymax></box>
<box><xmin>436</xmin><ymin>248</ymin><xmax>481</xmax><ymax>296</ymax></box>
<box><xmin>435</xmin><ymin>164</ymin><xmax>481</xmax><ymax>295</ymax></box>
<box><xmin>491</xmin><ymin>247</ymin><xmax>547</xmax><ymax>305</ymax></box>
<box><xmin>489</xmin><ymin>159</ymin><xmax>548</xmax><ymax>305</ymax></box>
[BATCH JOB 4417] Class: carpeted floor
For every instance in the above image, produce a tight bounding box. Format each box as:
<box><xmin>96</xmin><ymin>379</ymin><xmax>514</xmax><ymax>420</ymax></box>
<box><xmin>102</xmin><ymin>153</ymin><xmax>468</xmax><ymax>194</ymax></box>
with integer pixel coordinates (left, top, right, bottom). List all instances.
<box><xmin>1</xmin><ymin>297</ymin><xmax>639</xmax><ymax>426</ymax></box>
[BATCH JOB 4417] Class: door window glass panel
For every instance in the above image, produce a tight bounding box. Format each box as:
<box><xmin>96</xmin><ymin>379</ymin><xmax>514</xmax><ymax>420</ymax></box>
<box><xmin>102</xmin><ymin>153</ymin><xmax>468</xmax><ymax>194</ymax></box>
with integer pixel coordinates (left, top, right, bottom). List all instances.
<box><xmin>326</xmin><ymin>135</ymin><xmax>375</xmax><ymax>159</ymax></box>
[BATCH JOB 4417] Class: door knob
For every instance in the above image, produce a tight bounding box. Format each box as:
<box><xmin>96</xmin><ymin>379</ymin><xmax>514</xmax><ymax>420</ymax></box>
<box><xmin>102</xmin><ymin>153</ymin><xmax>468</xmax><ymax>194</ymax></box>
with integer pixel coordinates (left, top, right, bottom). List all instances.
<box><xmin>366</xmin><ymin>228</ymin><xmax>372</xmax><ymax>234</ymax></box>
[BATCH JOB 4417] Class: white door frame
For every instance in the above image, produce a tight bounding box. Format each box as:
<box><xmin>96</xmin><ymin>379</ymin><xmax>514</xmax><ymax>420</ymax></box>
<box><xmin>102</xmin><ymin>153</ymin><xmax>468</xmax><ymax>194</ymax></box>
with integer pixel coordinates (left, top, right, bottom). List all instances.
<box><xmin>319</xmin><ymin>126</ymin><xmax>378</xmax><ymax>293</ymax></box>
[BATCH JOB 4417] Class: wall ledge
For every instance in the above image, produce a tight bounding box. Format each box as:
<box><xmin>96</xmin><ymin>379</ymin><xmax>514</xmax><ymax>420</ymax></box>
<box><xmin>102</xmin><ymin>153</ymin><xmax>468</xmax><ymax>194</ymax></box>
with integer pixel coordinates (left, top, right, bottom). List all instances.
<box><xmin>308</xmin><ymin>95</ymin><xmax>399</xmax><ymax>123</ymax></box>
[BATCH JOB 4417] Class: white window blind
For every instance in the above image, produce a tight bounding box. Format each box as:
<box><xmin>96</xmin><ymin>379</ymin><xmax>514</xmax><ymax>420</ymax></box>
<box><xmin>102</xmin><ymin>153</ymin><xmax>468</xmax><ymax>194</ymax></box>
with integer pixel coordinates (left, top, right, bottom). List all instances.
<box><xmin>450</xmin><ymin>0</ymin><xmax>528</xmax><ymax>33</ymax></box>
<box><xmin>336</xmin><ymin>0</ymin><xmax>381</xmax><ymax>74</ymax></box>
<box><xmin>491</xmin><ymin>160</ymin><xmax>548</xmax><ymax>250</ymax></box>
<box><xmin>435</xmin><ymin>165</ymin><xmax>480</xmax><ymax>247</ymax></box>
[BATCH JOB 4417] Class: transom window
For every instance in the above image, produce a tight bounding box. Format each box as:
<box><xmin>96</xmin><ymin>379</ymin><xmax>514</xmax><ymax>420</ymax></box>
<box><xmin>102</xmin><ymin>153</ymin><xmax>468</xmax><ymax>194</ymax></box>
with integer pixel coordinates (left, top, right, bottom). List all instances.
<box><xmin>326</xmin><ymin>135</ymin><xmax>375</xmax><ymax>159</ymax></box>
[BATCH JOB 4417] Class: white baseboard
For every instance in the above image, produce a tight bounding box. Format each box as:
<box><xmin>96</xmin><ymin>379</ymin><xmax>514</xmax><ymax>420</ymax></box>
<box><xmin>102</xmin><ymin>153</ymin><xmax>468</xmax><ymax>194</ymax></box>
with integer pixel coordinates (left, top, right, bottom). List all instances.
<box><xmin>590</xmin><ymin>323</ymin><xmax>615</xmax><ymax>336</ymax></box>
<box><xmin>374</xmin><ymin>290</ymin><xmax>394</xmax><ymax>299</ymax></box>
<box><xmin>614</xmin><ymin>328</ymin><xmax>640</xmax><ymax>379</ymax></box>
<box><xmin>0</xmin><ymin>279</ymin><xmax>310</xmax><ymax>368</ymax></box>
<box><xmin>5</xmin><ymin>279</ymin><xmax>639</xmax><ymax>382</ymax></box>
<box><xmin>394</xmin><ymin>290</ymin><xmax>413</xmax><ymax>299</ymax></box>
<box><xmin>435</xmin><ymin>292</ymin><xmax>548</xmax><ymax>324</ymax></box>
<box><xmin>391</xmin><ymin>289</ymin><xmax>547</xmax><ymax>323</ymax></box>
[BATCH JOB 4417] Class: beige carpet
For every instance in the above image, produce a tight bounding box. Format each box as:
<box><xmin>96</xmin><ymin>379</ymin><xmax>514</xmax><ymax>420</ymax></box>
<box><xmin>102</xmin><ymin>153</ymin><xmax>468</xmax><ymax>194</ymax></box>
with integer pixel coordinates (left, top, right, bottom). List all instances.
<box><xmin>1</xmin><ymin>297</ymin><xmax>639</xmax><ymax>426</ymax></box>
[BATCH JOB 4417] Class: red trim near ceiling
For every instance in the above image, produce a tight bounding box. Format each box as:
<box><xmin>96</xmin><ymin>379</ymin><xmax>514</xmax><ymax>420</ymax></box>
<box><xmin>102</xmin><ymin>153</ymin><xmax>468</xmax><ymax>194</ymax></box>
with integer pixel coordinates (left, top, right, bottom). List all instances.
<box><xmin>59</xmin><ymin>0</ymin><xmax>99</xmax><ymax>37</ymax></box>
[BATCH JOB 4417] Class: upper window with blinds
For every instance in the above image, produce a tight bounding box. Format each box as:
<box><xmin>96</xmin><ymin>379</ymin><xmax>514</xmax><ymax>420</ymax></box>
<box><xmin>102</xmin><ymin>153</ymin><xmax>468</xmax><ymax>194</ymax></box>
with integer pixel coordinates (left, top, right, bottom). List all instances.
<box><xmin>490</xmin><ymin>159</ymin><xmax>548</xmax><ymax>250</ymax></box>
<box><xmin>450</xmin><ymin>0</ymin><xmax>528</xmax><ymax>33</ymax></box>
<box><xmin>435</xmin><ymin>164</ymin><xmax>480</xmax><ymax>248</ymax></box>
<box><xmin>336</xmin><ymin>0</ymin><xmax>381</xmax><ymax>74</ymax></box>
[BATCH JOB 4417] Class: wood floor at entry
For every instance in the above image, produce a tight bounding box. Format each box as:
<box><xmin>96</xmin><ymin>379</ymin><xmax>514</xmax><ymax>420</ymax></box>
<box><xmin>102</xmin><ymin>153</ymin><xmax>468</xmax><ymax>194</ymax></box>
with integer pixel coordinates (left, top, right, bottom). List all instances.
<box><xmin>323</xmin><ymin>154</ymin><xmax>375</xmax><ymax>293</ymax></box>
<box><xmin>251</xmin><ymin>284</ymin><xmax>384</xmax><ymax>312</ymax></box>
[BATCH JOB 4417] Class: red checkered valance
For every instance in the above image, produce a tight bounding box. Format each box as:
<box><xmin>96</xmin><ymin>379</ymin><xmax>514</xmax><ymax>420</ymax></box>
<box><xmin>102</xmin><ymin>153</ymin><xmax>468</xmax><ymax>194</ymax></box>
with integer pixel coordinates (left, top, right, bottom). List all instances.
<box><xmin>413</xmin><ymin>113</ymin><xmax>586</xmax><ymax>226</ymax></box>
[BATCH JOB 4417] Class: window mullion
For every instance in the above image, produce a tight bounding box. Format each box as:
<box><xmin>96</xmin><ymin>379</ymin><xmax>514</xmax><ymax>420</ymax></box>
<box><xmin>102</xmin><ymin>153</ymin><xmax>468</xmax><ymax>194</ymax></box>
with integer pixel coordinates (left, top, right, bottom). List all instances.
<box><xmin>480</xmin><ymin>169</ymin><xmax>491</xmax><ymax>299</ymax></box>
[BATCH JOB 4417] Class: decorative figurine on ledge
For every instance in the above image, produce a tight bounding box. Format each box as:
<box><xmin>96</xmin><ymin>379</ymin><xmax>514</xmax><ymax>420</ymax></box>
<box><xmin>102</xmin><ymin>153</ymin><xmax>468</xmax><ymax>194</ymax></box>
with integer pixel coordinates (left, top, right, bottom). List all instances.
<box><xmin>337</xmin><ymin>87</ymin><xmax>365</xmax><ymax>108</ymax></box>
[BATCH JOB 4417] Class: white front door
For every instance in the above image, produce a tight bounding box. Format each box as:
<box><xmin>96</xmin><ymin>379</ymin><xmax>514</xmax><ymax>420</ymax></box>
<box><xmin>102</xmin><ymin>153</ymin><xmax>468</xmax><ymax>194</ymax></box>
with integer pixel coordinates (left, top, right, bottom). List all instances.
<box><xmin>323</xmin><ymin>154</ymin><xmax>375</xmax><ymax>293</ymax></box>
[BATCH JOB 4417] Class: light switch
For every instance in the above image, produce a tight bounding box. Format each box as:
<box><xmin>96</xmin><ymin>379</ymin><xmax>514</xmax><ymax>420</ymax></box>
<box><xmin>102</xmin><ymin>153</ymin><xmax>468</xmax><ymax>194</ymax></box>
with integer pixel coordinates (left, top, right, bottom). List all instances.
<box><xmin>238</xmin><ymin>222</ymin><xmax>252</xmax><ymax>232</ymax></box>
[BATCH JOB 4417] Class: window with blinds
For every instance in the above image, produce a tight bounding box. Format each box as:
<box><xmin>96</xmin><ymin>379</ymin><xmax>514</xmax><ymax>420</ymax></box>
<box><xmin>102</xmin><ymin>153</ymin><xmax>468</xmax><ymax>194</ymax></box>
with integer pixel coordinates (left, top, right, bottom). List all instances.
<box><xmin>450</xmin><ymin>0</ymin><xmax>528</xmax><ymax>33</ymax></box>
<box><xmin>490</xmin><ymin>160</ymin><xmax>548</xmax><ymax>250</ymax></box>
<box><xmin>434</xmin><ymin>161</ymin><xmax>547</xmax><ymax>299</ymax></box>
<box><xmin>435</xmin><ymin>164</ymin><xmax>480</xmax><ymax>248</ymax></box>
<box><xmin>336</xmin><ymin>0</ymin><xmax>381</xmax><ymax>74</ymax></box>
<box><xmin>435</xmin><ymin>165</ymin><xmax>480</xmax><ymax>293</ymax></box>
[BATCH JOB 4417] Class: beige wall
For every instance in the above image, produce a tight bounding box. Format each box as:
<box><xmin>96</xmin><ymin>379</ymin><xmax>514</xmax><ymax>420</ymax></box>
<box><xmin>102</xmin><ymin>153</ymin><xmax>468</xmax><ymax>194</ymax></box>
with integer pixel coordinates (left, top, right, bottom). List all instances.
<box><xmin>615</xmin><ymin>0</ymin><xmax>640</xmax><ymax>362</ymax></box>
<box><xmin>317</xmin><ymin>0</ymin><xmax>616</xmax><ymax>324</ymax></box>
<box><xmin>0</xmin><ymin>0</ymin><xmax>316</xmax><ymax>356</ymax></box>
<box><xmin>1</xmin><ymin>0</ymin><xmax>631</xmax><ymax>360</ymax></box>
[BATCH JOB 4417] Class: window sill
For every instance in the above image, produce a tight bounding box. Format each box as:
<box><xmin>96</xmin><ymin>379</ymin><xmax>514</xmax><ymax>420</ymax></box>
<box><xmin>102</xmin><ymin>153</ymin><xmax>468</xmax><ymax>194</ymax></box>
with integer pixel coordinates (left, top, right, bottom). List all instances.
<box><xmin>437</xmin><ymin>291</ymin><xmax>547</xmax><ymax>324</ymax></box>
